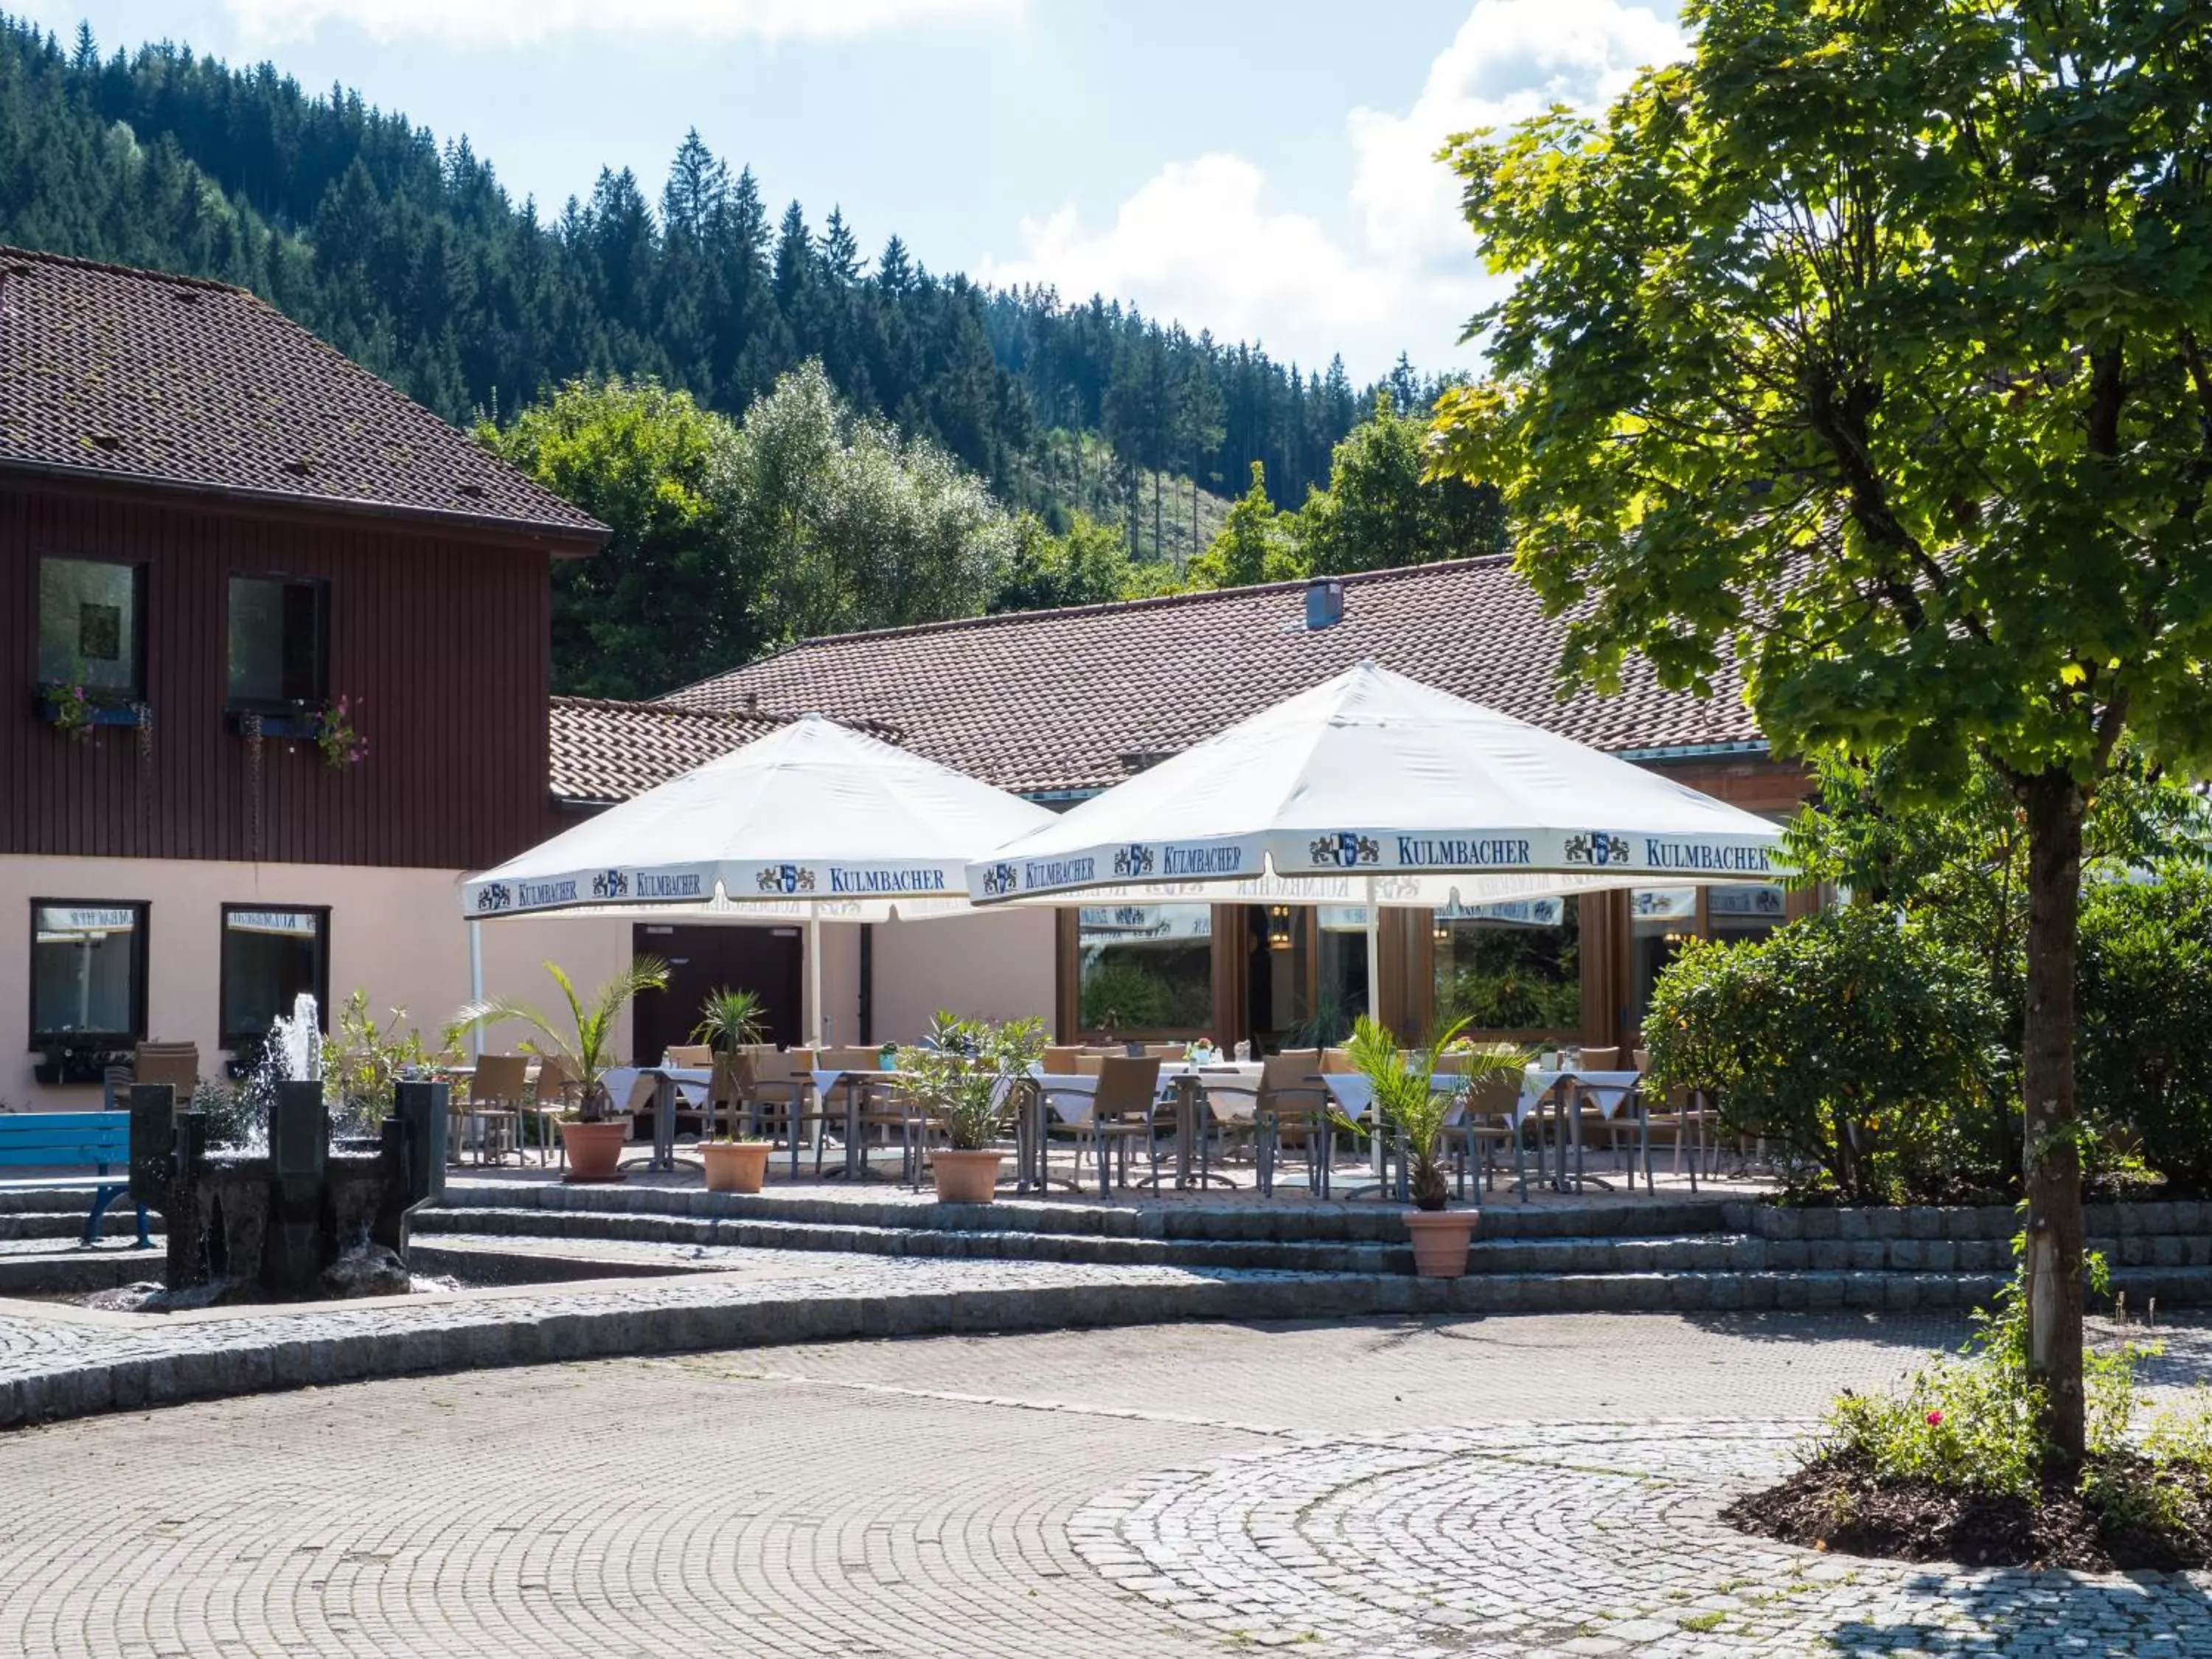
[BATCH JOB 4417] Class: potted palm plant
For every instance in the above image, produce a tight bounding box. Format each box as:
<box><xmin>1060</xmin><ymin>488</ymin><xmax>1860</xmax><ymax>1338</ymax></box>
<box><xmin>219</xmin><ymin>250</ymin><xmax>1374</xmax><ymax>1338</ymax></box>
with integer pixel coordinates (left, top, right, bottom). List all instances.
<box><xmin>692</xmin><ymin>986</ymin><xmax>771</xmax><ymax>1192</ymax></box>
<box><xmin>692</xmin><ymin>986</ymin><xmax>767</xmax><ymax>1052</ymax></box>
<box><xmin>448</xmin><ymin>956</ymin><xmax>669</xmax><ymax>1183</ymax></box>
<box><xmin>1343</xmin><ymin>1015</ymin><xmax>1524</xmax><ymax>1277</ymax></box>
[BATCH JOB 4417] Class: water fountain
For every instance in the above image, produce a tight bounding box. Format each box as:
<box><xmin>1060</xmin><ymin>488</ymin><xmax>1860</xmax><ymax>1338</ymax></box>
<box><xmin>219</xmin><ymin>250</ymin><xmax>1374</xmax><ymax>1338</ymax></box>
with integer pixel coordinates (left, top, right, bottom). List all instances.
<box><xmin>128</xmin><ymin>995</ymin><xmax>448</xmax><ymax>1301</ymax></box>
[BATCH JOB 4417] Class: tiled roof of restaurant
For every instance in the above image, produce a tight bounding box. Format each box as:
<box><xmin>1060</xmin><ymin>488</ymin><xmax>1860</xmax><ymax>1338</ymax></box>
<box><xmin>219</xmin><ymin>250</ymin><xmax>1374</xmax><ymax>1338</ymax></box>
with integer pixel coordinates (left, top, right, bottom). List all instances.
<box><xmin>667</xmin><ymin>557</ymin><xmax>1765</xmax><ymax>796</ymax></box>
<box><xmin>0</xmin><ymin>246</ymin><xmax>605</xmax><ymax>544</ymax></box>
<box><xmin>549</xmin><ymin>696</ymin><xmax>902</xmax><ymax>804</ymax></box>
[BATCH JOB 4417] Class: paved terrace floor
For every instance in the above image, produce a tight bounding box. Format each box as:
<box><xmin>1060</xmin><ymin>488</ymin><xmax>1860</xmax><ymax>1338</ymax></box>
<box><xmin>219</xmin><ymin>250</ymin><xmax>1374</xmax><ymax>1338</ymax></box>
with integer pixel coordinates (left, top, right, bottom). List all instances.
<box><xmin>1</xmin><ymin>1312</ymin><xmax>2208</xmax><ymax>1658</ymax></box>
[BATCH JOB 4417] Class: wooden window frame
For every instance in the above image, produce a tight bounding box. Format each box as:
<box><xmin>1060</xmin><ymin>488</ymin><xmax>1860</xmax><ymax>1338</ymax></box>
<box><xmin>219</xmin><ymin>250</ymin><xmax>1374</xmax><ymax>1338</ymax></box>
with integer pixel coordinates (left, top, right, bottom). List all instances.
<box><xmin>218</xmin><ymin>903</ymin><xmax>331</xmax><ymax>1048</ymax></box>
<box><xmin>28</xmin><ymin>897</ymin><xmax>150</xmax><ymax>1048</ymax></box>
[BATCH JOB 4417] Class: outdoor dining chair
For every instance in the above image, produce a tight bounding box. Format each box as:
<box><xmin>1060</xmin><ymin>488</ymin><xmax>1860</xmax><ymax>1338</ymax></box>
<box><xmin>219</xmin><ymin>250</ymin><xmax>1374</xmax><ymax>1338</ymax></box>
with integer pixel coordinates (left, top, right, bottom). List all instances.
<box><xmin>131</xmin><ymin>1042</ymin><xmax>201</xmax><ymax>1099</ymax></box>
<box><xmin>1046</xmin><ymin>1054</ymin><xmax>1161</xmax><ymax>1197</ymax></box>
<box><xmin>752</xmin><ymin>1048</ymin><xmax>830</xmax><ymax>1178</ymax></box>
<box><xmin>525</xmin><ymin>1053</ymin><xmax>580</xmax><ymax>1168</ymax></box>
<box><xmin>1445</xmin><ymin>1072</ymin><xmax>1526</xmax><ymax>1199</ymax></box>
<box><xmin>456</xmin><ymin>1053</ymin><xmax>527</xmax><ymax>1165</ymax></box>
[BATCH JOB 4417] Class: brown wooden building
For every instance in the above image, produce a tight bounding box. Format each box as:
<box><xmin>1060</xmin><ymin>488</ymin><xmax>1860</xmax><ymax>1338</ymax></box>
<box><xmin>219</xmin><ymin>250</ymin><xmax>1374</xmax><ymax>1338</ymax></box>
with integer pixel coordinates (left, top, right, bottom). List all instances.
<box><xmin>0</xmin><ymin>246</ymin><xmax>606</xmax><ymax>1102</ymax></box>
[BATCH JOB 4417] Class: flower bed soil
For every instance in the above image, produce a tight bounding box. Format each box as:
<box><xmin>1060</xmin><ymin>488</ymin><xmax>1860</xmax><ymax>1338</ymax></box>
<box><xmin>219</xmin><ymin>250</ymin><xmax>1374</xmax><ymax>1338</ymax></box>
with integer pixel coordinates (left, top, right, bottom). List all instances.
<box><xmin>1724</xmin><ymin>1450</ymin><xmax>2212</xmax><ymax>1572</ymax></box>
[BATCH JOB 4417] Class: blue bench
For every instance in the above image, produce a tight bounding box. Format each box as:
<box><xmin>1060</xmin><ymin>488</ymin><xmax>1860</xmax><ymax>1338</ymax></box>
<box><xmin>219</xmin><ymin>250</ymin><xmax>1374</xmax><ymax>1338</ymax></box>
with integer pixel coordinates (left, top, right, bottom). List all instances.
<box><xmin>0</xmin><ymin>1112</ymin><xmax>151</xmax><ymax>1248</ymax></box>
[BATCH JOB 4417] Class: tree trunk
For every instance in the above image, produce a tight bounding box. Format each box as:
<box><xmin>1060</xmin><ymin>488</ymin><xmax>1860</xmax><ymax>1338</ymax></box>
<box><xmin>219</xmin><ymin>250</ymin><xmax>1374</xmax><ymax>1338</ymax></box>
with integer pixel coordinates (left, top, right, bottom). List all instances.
<box><xmin>2020</xmin><ymin>768</ymin><xmax>2087</xmax><ymax>1468</ymax></box>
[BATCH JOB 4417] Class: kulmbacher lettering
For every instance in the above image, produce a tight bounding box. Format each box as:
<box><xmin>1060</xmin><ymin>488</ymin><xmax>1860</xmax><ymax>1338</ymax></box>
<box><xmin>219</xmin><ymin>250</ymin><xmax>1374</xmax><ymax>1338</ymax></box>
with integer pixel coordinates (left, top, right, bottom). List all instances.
<box><xmin>1642</xmin><ymin>841</ymin><xmax>1773</xmax><ymax>872</ymax></box>
<box><xmin>828</xmin><ymin>869</ymin><xmax>948</xmax><ymax>894</ymax></box>
<box><xmin>1394</xmin><ymin>837</ymin><xmax>1534</xmax><ymax>866</ymax></box>
<box><xmin>1164</xmin><ymin>846</ymin><xmax>1243</xmax><ymax>875</ymax></box>
<box><xmin>517</xmin><ymin>879</ymin><xmax>579</xmax><ymax>908</ymax></box>
<box><xmin>1023</xmin><ymin>857</ymin><xmax>1097</xmax><ymax>888</ymax></box>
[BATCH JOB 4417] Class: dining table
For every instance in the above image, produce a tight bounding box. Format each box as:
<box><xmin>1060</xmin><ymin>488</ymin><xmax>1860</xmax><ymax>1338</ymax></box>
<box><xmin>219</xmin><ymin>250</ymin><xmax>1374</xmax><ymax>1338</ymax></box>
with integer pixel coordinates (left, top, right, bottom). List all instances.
<box><xmin>1516</xmin><ymin>1068</ymin><xmax>1647</xmax><ymax>1193</ymax></box>
<box><xmin>1025</xmin><ymin>1062</ymin><xmax>1262</xmax><ymax>1193</ymax></box>
<box><xmin>599</xmin><ymin>1064</ymin><xmax>713</xmax><ymax>1174</ymax></box>
<box><xmin>810</xmin><ymin>1066</ymin><xmax>909</xmax><ymax>1180</ymax></box>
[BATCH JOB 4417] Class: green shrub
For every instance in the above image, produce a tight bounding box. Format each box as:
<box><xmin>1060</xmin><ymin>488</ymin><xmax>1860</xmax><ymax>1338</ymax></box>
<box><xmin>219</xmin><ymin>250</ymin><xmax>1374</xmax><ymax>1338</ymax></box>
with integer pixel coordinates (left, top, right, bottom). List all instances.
<box><xmin>1819</xmin><ymin>1253</ymin><xmax>2159</xmax><ymax>1503</ymax></box>
<box><xmin>2078</xmin><ymin>866</ymin><xmax>2212</xmax><ymax>1190</ymax></box>
<box><xmin>1641</xmin><ymin>906</ymin><xmax>2003</xmax><ymax>1203</ymax></box>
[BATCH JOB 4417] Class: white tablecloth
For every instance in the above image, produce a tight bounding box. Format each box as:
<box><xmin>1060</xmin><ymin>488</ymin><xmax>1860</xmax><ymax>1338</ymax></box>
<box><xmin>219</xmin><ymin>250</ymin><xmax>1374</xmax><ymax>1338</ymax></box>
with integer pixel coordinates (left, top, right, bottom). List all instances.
<box><xmin>1031</xmin><ymin>1062</ymin><xmax>1262</xmax><ymax>1125</ymax></box>
<box><xmin>1321</xmin><ymin>1072</ymin><xmax>1475</xmax><ymax>1124</ymax></box>
<box><xmin>813</xmin><ymin>1067</ymin><xmax>902</xmax><ymax>1102</ymax></box>
<box><xmin>1515</xmin><ymin>1068</ymin><xmax>1641</xmax><ymax>1126</ymax></box>
<box><xmin>601</xmin><ymin>1065</ymin><xmax>714</xmax><ymax>1111</ymax></box>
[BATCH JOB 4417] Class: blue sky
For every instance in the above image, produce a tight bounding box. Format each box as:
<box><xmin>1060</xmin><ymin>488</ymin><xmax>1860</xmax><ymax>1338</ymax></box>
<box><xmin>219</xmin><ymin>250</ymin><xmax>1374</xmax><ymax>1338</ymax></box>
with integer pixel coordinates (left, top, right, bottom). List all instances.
<box><xmin>18</xmin><ymin>0</ymin><xmax>1683</xmax><ymax>380</ymax></box>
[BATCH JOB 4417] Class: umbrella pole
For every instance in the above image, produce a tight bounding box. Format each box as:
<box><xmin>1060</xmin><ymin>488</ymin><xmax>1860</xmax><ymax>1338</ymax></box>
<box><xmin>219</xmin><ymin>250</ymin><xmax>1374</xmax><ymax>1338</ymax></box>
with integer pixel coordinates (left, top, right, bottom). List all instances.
<box><xmin>1363</xmin><ymin>907</ymin><xmax>1381</xmax><ymax>1029</ymax></box>
<box><xmin>1364</xmin><ymin>905</ymin><xmax>1383</xmax><ymax>1176</ymax></box>
<box><xmin>467</xmin><ymin>919</ymin><xmax>483</xmax><ymax>1062</ymax></box>
<box><xmin>808</xmin><ymin>914</ymin><xmax>824</xmax><ymax>1048</ymax></box>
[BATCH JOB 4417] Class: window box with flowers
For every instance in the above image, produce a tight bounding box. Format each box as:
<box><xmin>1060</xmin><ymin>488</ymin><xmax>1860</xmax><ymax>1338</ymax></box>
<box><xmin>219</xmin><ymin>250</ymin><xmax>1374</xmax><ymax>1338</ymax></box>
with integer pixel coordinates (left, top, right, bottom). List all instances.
<box><xmin>35</xmin><ymin>686</ymin><xmax>148</xmax><ymax>741</ymax></box>
<box><xmin>226</xmin><ymin>697</ymin><xmax>365</xmax><ymax>768</ymax></box>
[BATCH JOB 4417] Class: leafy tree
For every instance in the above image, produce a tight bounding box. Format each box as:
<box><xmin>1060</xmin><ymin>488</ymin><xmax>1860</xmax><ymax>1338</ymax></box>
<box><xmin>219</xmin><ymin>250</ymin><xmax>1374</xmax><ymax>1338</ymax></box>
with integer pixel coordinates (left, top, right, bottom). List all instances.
<box><xmin>1436</xmin><ymin>0</ymin><xmax>2212</xmax><ymax>1462</ymax></box>
<box><xmin>717</xmin><ymin>359</ymin><xmax>1015</xmax><ymax>645</ymax></box>
<box><xmin>478</xmin><ymin>379</ymin><xmax>734</xmax><ymax>699</ymax></box>
<box><xmin>1189</xmin><ymin>462</ymin><xmax>1304</xmax><ymax>589</ymax></box>
<box><xmin>988</xmin><ymin>512</ymin><xmax>1133</xmax><ymax>613</ymax></box>
<box><xmin>1297</xmin><ymin>391</ymin><xmax>1504</xmax><ymax>575</ymax></box>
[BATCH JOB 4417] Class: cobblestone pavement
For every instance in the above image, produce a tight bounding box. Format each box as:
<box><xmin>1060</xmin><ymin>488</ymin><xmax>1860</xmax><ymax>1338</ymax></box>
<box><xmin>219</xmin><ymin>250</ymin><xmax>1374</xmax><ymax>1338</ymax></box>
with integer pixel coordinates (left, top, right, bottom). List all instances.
<box><xmin>2</xmin><ymin>1313</ymin><xmax>2208</xmax><ymax>1657</ymax></box>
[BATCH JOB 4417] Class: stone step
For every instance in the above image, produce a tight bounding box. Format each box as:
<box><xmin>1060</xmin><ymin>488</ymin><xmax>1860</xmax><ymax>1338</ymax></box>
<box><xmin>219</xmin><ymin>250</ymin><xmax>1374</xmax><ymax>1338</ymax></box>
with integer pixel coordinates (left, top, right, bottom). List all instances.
<box><xmin>434</xmin><ymin>1179</ymin><xmax>1736</xmax><ymax>1245</ymax></box>
<box><xmin>0</xmin><ymin>1246</ymin><xmax>159</xmax><ymax>1297</ymax></box>
<box><xmin>420</xmin><ymin>1201</ymin><xmax>2212</xmax><ymax>1283</ymax></box>
<box><xmin>0</xmin><ymin>1184</ymin><xmax>120</xmax><ymax>1214</ymax></box>
<box><xmin>0</xmin><ymin>1208</ymin><xmax>159</xmax><ymax>1243</ymax></box>
<box><xmin>418</xmin><ymin>1206</ymin><xmax>1410</xmax><ymax>1273</ymax></box>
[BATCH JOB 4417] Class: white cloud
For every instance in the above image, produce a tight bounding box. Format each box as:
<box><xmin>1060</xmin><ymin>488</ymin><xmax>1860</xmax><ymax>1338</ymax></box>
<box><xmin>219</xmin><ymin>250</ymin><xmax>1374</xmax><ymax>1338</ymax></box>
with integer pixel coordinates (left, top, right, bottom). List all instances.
<box><xmin>1347</xmin><ymin>0</ymin><xmax>1683</xmax><ymax>262</ymax></box>
<box><xmin>979</xmin><ymin>0</ymin><xmax>1685</xmax><ymax>380</ymax></box>
<box><xmin>220</xmin><ymin>0</ymin><xmax>1021</xmax><ymax>47</ymax></box>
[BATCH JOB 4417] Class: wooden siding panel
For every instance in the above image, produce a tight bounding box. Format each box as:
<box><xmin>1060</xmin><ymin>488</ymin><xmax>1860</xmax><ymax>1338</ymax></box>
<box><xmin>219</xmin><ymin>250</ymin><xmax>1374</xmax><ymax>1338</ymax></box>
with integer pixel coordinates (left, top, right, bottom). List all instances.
<box><xmin>1</xmin><ymin>488</ymin><xmax>554</xmax><ymax>871</ymax></box>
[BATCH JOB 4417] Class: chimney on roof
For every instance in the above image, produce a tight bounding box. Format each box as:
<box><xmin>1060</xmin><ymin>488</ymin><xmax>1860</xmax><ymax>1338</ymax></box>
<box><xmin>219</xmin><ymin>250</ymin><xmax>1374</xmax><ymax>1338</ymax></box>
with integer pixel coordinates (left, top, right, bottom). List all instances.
<box><xmin>1304</xmin><ymin>577</ymin><xmax>1345</xmax><ymax>631</ymax></box>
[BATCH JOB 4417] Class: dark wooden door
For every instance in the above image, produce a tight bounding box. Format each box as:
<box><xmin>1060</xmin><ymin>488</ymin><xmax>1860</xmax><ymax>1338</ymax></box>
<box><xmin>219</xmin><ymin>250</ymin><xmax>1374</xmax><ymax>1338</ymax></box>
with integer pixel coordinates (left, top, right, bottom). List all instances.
<box><xmin>630</xmin><ymin>923</ymin><xmax>803</xmax><ymax>1061</ymax></box>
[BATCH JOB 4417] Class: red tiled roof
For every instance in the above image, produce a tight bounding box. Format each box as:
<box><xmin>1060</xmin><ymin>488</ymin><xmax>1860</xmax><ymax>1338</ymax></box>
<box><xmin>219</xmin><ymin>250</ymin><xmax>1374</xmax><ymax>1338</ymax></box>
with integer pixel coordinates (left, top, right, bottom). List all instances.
<box><xmin>0</xmin><ymin>246</ymin><xmax>605</xmax><ymax>544</ymax></box>
<box><xmin>666</xmin><ymin>558</ymin><xmax>1764</xmax><ymax>796</ymax></box>
<box><xmin>549</xmin><ymin>696</ymin><xmax>902</xmax><ymax>803</ymax></box>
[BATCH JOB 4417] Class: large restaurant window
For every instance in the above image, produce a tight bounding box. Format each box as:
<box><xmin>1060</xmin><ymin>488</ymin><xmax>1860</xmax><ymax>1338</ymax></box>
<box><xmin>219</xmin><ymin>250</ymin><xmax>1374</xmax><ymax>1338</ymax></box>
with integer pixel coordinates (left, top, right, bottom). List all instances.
<box><xmin>37</xmin><ymin>557</ymin><xmax>143</xmax><ymax>697</ymax></box>
<box><xmin>1709</xmin><ymin>883</ymin><xmax>1788</xmax><ymax>942</ymax></box>
<box><xmin>1310</xmin><ymin>906</ymin><xmax>1371</xmax><ymax>1046</ymax></box>
<box><xmin>228</xmin><ymin>575</ymin><xmax>328</xmax><ymax>709</ymax></box>
<box><xmin>1246</xmin><ymin>903</ymin><xmax>1319</xmax><ymax>1049</ymax></box>
<box><xmin>1628</xmin><ymin>888</ymin><xmax>1699</xmax><ymax>1032</ymax></box>
<box><xmin>220</xmin><ymin>906</ymin><xmax>329</xmax><ymax>1046</ymax></box>
<box><xmin>1077</xmin><ymin>902</ymin><xmax>1211</xmax><ymax>1034</ymax></box>
<box><xmin>1433</xmin><ymin>895</ymin><xmax>1581</xmax><ymax>1033</ymax></box>
<box><xmin>29</xmin><ymin>900</ymin><xmax>148</xmax><ymax>1045</ymax></box>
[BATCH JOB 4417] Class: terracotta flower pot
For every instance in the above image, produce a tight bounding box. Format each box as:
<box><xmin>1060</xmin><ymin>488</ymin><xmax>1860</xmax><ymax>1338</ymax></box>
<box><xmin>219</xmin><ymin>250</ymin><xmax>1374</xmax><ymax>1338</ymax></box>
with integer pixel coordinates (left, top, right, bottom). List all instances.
<box><xmin>931</xmin><ymin>1148</ymin><xmax>1004</xmax><ymax>1203</ymax></box>
<box><xmin>560</xmin><ymin>1119</ymin><xmax>630</xmax><ymax>1183</ymax></box>
<box><xmin>1404</xmin><ymin>1208</ymin><xmax>1478</xmax><ymax>1278</ymax></box>
<box><xmin>701</xmin><ymin>1140</ymin><xmax>771</xmax><ymax>1194</ymax></box>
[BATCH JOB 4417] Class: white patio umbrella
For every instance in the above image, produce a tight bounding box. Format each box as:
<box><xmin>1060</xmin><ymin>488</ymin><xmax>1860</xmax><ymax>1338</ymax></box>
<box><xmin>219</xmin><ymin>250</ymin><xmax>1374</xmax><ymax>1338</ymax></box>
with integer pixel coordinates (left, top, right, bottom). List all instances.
<box><xmin>965</xmin><ymin>659</ymin><xmax>1787</xmax><ymax>1006</ymax></box>
<box><xmin>461</xmin><ymin>714</ymin><xmax>1057</xmax><ymax>1043</ymax></box>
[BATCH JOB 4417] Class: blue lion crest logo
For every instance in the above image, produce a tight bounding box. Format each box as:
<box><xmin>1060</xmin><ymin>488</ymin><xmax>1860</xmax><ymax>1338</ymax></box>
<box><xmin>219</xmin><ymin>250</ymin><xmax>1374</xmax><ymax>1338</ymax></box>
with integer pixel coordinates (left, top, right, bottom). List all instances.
<box><xmin>1112</xmin><ymin>844</ymin><xmax>1156</xmax><ymax>878</ymax></box>
<box><xmin>591</xmin><ymin>869</ymin><xmax>630</xmax><ymax>900</ymax></box>
<box><xmin>1308</xmin><ymin>832</ymin><xmax>1380</xmax><ymax>868</ymax></box>
<box><xmin>1565</xmin><ymin>831</ymin><xmax>1631</xmax><ymax>867</ymax></box>
<box><xmin>979</xmin><ymin>862</ymin><xmax>1019</xmax><ymax>897</ymax></box>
